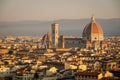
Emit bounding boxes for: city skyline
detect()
[0,0,120,79]
[0,0,120,22]
[0,18,120,36]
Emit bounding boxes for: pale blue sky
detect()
[0,0,120,21]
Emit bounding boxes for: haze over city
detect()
[0,0,120,36]
[0,0,120,21]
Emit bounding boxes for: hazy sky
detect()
[0,0,120,21]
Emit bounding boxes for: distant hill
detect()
[0,18,120,37]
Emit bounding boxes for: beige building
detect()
[102,61,119,70]
[75,71,113,80]
[59,35,83,48]
[0,48,9,54]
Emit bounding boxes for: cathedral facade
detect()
[42,16,106,50]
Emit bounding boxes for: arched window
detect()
[95,37,97,39]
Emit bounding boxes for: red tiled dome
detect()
[83,16,103,36]
[42,32,52,42]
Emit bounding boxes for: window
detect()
[112,64,116,68]
[87,37,89,39]
[95,37,97,39]
[108,64,111,68]
[73,41,74,44]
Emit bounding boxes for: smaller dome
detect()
[42,34,47,41]
[42,32,52,42]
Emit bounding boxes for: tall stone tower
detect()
[51,23,59,48]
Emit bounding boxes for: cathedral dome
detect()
[42,32,52,42]
[82,16,104,41]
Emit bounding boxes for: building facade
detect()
[42,16,106,49]
[59,35,83,48]
[58,16,105,49]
